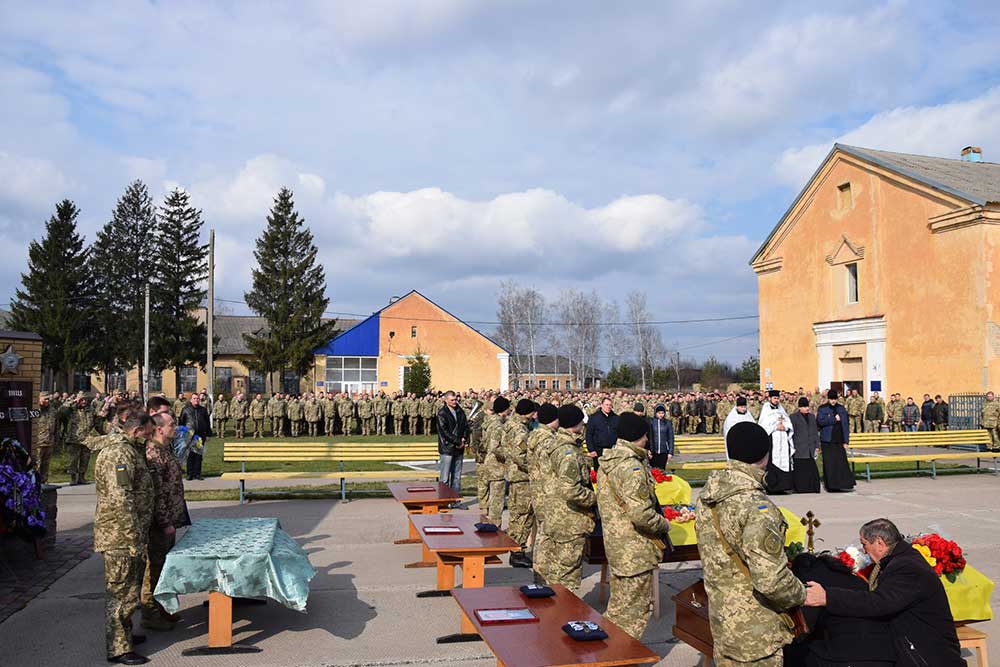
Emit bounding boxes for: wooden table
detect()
[409,512,521,643]
[451,585,660,667]
[389,482,462,568]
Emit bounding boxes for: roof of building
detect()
[511,354,604,377]
[0,309,9,329]
[751,143,1000,264]
[215,315,358,356]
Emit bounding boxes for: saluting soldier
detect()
[66,395,99,485]
[229,392,249,439]
[35,392,63,484]
[694,422,806,666]
[212,393,229,438]
[249,393,267,438]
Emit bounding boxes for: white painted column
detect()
[817,344,834,391]
[498,353,510,392]
[866,340,886,394]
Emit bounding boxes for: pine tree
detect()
[404,351,432,395]
[244,188,337,390]
[9,200,96,391]
[152,188,208,392]
[89,180,159,385]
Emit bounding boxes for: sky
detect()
[2,0,1000,366]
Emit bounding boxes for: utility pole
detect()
[143,282,150,400]
[207,229,215,403]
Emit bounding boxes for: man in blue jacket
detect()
[647,403,674,469]
[816,389,855,491]
[585,397,618,470]
[920,394,935,431]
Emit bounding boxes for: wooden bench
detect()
[220,441,453,503]
[957,625,989,667]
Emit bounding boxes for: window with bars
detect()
[249,369,267,395]
[179,367,198,394]
[325,356,377,392]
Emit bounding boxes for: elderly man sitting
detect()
[804,517,964,666]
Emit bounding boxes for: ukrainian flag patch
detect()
[757,504,769,513]
[116,465,126,471]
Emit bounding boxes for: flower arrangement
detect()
[663,504,695,523]
[0,438,47,538]
[912,533,966,581]
[589,468,597,484]
[650,468,673,484]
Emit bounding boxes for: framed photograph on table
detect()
[423,526,463,535]
[474,607,539,625]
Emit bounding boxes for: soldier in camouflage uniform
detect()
[471,403,493,508]
[981,391,1000,451]
[404,393,419,435]
[35,392,63,484]
[230,392,249,439]
[373,391,389,435]
[250,393,267,438]
[94,409,154,664]
[141,411,190,629]
[268,392,286,436]
[694,421,805,666]
[337,393,356,435]
[391,393,405,435]
[319,391,336,436]
[846,389,864,433]
[525,403,558,581]
[887,393,904,432]
[172,394,187,419]
[668,397,684,436]
[66,395,99,484]
[304,393,322,437]
[212,394,228,438]
[537,405,594,591]
[287,395,304,437]
[357,393,374,436]
[480,397,510,524]
[418,395,435,435]
[595,412,671,639]
[502,398,537,567]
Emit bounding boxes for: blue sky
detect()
[2,1,1000,364]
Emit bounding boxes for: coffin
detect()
[584,532,701,564]
[672,579,713,658]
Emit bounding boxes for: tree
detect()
[494,281,546,385]
[9,200,96,391]
[404,350,432,395]
[625,290,652,391]
[244,188,338,389]
[605,364,637,389]
[90,180,159,385]
[738,356,761,384]
[556,288,604,389]
[152,188,208,393]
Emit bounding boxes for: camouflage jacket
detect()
[501,415,531,483]
[336,398,355,418]
[845,395,864,416]
[36,404,63,446]
[146,439,189,530]
[596,440,670,577]
[65,406,98,445]
[373,396,389,416]
[94,433,154,555]
[303,399,322,422]
[526,423,555,490]
[390,399,405,417]
[542,427,596,540]
[287,398,304,420]
[981,399,1000,428]
[694,461,806,662]
[357,399,373,418]
[172,399,187,417]
[212,399,229,420]
[479,414,507,481]
[229,398,249,419]
[250,399,267,419]
[887,399,904,421]
[418,399,435,418]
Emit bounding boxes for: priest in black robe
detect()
[816,390,855,492]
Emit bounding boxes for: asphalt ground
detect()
[1,473,997,666]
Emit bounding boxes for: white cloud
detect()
[0,151,73,215]
[775,87,1000,188]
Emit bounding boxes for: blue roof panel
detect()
[314,313,380,356]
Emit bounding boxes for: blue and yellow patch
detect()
[757,504,769,513]
[115,464,126,471]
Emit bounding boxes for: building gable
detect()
[825,236,865,266]
[314,313,380,356]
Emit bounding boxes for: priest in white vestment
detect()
[757,390,795,493]
[723,396,757,458]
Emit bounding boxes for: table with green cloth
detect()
[154,517,316,653]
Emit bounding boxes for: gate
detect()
[948,393,985,431]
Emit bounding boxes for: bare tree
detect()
[604,299,627,372]
[495,280,524,381]
[557,288,604,389]
[626,290,652,391]
[495,281,547,388]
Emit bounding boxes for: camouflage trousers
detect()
[605,569,653,640]
[476,474,489,513]
[325,417,336,436]
[36,444,52,484]
[253,418,265,438]
[271,417,283,436]
[215,419,228,437]
[375,416,387,435]
[482,478,506,525]
[988,426,1000,449]
[361,417,374,436]
[669,417,682,434]
[342,417,355,435]
[66,442,90,483]
[408,417,418,435]
[393,417,403,434]
[234,418,247,438]
[141,529,175,622]
[307,421,320,437]
[849,415,862,433]
[538,534,586,591]
[864,419,881,433]
[289,419,301,437]
[714,653,782,666]
[890,420,902,432]
[104,551,145,658]
[506,481,534,546]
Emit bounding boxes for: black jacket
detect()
[436,404,468,457]
[825,541,964,667]
[647,417,674,455]
[920,400,935,423]
[785,553,895,667]
[585,410,618,458]
[180,403,212,439]
[933,401,949,426]
[789,411,819,459]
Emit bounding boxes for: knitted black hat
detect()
[798,396,809,408]
[828,389,839,400]
[537,403,558,424]
[558,404,585,428]
[617,412,647,442]
[736,396,747,406]
[493,396,511,413]
[515,398,537,416]
[654,403,666,413]
[633,402,645,412]
[726,422,771,464]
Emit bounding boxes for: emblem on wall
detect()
[0,344,24,375]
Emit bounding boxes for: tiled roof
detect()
[214,315,358,356]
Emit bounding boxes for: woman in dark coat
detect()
[785,552,895,667]
[790,397,821,493]
[815,390,855,491]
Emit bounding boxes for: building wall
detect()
[756,151,998,399]
[376,293,507,392]
[90,357,303,398]
[1,334,42,457]
[511,373,575,390]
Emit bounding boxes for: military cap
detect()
[557,404,585,428]
[726,422,771,464]
[493,396,511,413]
[617,412,647,442]
[515,398,537,416]
[537,403,558,425]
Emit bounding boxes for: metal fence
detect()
[948,393,985,431]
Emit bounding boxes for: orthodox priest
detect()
[722,396,756,448]
[758,390,795,493]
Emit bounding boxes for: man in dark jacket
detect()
[179,393,212,480]
[584,397,618,469]
[920,394,935,431]
[647,404,674,469]
[436,391,469,492]
[804,518,964,667]
[933,395,949,431]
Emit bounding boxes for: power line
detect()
[675,329,760,351]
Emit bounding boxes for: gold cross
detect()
[800,511,822,553]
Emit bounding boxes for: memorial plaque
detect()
[0,380,35,452]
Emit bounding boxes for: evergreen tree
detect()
[404,351,432,395]
[244,188,337,389]
[89,180,159,384]
[152,188,208,392]
[606,364,637,388]
[9,200,96,391]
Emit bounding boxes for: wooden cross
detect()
[800,511,821,553]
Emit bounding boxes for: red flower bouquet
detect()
[837,550,856,570]
[912,533,967,581]
[663,504,695,523]
[650,468,672,484]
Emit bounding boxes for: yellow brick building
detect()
[0,330,43,457]
[752,144,1000,399]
